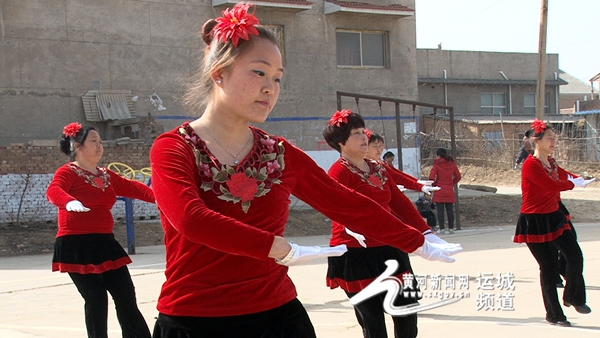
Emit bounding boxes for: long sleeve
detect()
[109,171,155,203]
[521,156,574,214]
[288,147,425,253]
[453,165,462,184]
[150,133,274,260]
[47,166,77,208]
[384,162,423,192]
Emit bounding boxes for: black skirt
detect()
[52,233,131,274]
[513,209,572,244]
[326,245,419,305]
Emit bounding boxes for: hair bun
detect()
[201,19,217,45]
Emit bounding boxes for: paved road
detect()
[1,221,599,337]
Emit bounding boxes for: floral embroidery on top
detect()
[178,123,285,213]
[69,163,110,191]
[339,157,387,189]
[541,157,559,181]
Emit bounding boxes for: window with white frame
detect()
[481,93,506,114]
[524,93,549,115]
[336,30,387,67]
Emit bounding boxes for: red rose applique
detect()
[227,172,259,202]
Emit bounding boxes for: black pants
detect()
[526,230,586,323]
[345,290,417,338]
[437,203,455,230]
[419,210,436,228]
[152,298,316,338]
[69,266,151,338]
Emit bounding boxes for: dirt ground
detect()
[1,165,599,257]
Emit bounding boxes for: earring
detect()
[216,79,222,84]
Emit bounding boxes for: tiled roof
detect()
[324,0,414,15]
[418,78,567,86]
[213,0,312,9]
[559,70,596,93]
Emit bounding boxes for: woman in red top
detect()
[323,112,461,338]
[365,131,439,232]
[47,122,155,338]
[149,4,457,337]
[429,148,462,234]
[513,119,591,327]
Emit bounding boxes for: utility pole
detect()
[535,0,548,119]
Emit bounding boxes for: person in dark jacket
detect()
[415,193,436,231]
[429,148,461,234]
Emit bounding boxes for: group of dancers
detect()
[46,2,592,337]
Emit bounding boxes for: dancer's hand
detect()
[345,227,367,248]
[276,243,348,266]
[413,241,456,263]
[66,200,90,212]
[568,175,585,188]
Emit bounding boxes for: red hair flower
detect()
[330,109,352,127]
[63,122,82,138]
[532,119,547,134]
[365,129,373,140]
[214,2,260,47]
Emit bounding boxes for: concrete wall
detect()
[0,0,419,150]
[417,49,561,116]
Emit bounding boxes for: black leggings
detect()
[345,291,417,338]
[69,266,151,338]
[526,230,586,323]
[437,203,455,230]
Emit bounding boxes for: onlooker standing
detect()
[514,129,534,170]
[415,193,437,231]
[429,148,461,234]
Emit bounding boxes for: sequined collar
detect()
[177,123,286,213]
[68,163,110,191]
[339,157,387,189]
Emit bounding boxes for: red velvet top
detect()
[328,158,429,249]
[521,155,575,214]
[149,124,425,317]
[47,163,155,237]
[382,162,423,192]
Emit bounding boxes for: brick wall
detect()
[0,145,157,224]
[0,144,152,175]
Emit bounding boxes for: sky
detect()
[415,0,600,84]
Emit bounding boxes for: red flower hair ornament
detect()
[330,109,352,127]
[63,122,82,138]
[532,119,548,135]
[214,2,260,47]
[365,129,373,140]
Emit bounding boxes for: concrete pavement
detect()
[1,223,600,337]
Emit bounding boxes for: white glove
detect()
[582,177,596,187]
[276,243,348,266]
[397,185,407,192]
[567,175,585,188]
[413,241,456,263]
[417,180,434,186]
[66,200,90,212]
[425,233,463,255]
[345,227,367,248]
[421,186,441,195]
